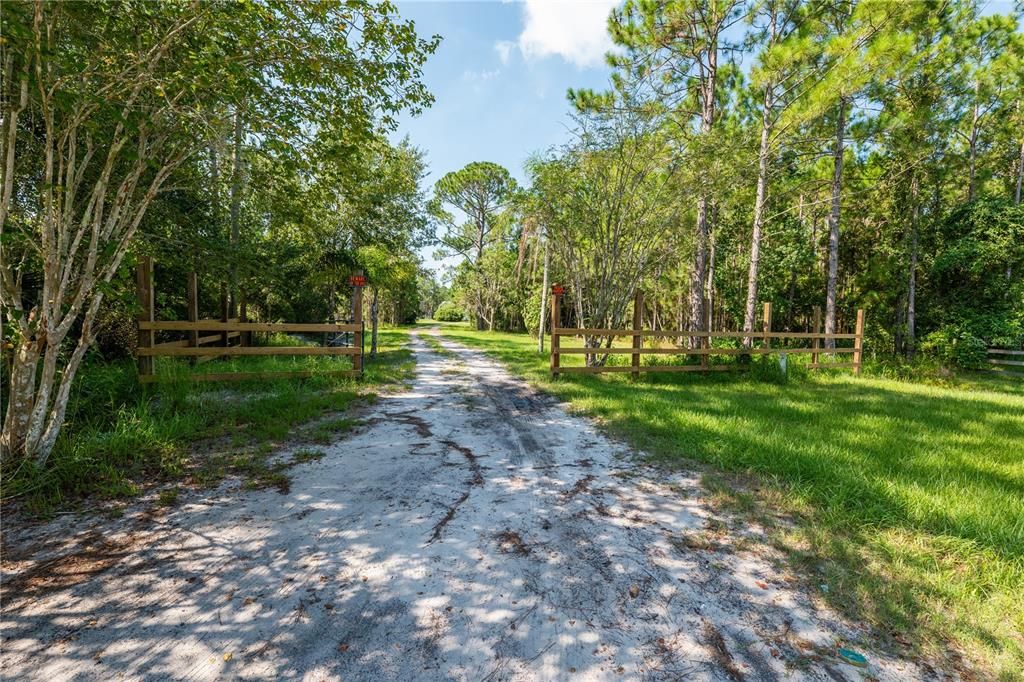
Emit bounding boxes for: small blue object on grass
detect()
[837,648,868,667]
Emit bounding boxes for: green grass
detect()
[2,328,413,513]
[430,321,1024,678]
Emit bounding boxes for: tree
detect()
[594,0,745,342]
[1,0,438,463]
[529,110,678,363]
[430,162,518,330]
[740,0,803,347]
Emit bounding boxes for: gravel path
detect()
[0,330,929,680]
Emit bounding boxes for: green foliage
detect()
[431,162,519,329]
[433,301,465,322]
[1,329,414,513]
[925,199,1024,343]
[921,327,989,369]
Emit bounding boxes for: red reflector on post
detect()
[551,284,565,296]
[350,275,367,287]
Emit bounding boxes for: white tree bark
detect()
[538,231,549,353]
[1,5,197,464]
[742,80,775,349]
[824,98,846,350]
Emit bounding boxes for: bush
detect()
[521,298,541,338]
[433,301,464,322]
[921,327,989,369]
[94,301,137,359]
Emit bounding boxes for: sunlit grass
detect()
[430,321,1024,677]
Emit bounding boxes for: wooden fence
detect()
[987,348,1024,374]
[135,256,364,383]
[549,288,864,378]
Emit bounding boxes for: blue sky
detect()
[390,0,620,272]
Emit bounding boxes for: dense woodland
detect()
[437,0,1024,369]
[1,1,438,463]
[2,0,1023,466]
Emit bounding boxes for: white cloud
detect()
[511,0,618,68]
[462,68,502,82]
[494,40,515,66]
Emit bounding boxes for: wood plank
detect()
[550,293,561,375]
[140,321,362,333]
[853,308,865,375]
[352,273,364,375]
[812,306,821,365]
[989,358,1024,367]
[136,256,154,377]
[554,328,857,340]
[555,364,739,374]
[157,333,240,348]
[632,289,643,379]
[139,369,361,383]
[988,349,1024,356]
[140,346,360,357]
[187,271,199,353]
[557,346,855,356]
[767,332,858,339]
[155,339,191,348]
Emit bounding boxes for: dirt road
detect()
[1,330,926,680]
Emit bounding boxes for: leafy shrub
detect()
[521,298,541,338]
[94,302,137,359]
[921,327,989,369]
[433,301,464,322]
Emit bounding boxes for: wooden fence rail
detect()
[549,288,864,378]
[136,256,365,383]
[987,348,1024,373]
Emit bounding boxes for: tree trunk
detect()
[743,80,774,348]
[1016,135,1023,205]
[968,79,979,202]
[688,198,709,346]
[705,213,717,332]
[210,141,221,241]
[906,174,920,360]
[688,36,718,347]
[228,107,244,313]
[538,232,549,353]
[785,267,797,330]
[370,286,379,358]
[824,98,846,350]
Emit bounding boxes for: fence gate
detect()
[548,286,864,377]
[135,256,365,383]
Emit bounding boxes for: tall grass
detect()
[2,328,413,512]
[432,321,1024,678]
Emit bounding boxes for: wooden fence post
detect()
[239,297,249,347]
[632,289,643,379]
[187,271,199,365]
[763,301,772,351]
[854,308,865,375]
[550,287,562,377]
[220,286,230,348]
[812,305,821,366]
[136,256,154,378]
[352,271,364,376]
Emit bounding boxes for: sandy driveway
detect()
[1,330,927,680]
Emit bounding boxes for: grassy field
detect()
[431,321,1024,678]
[2,328,414,514]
